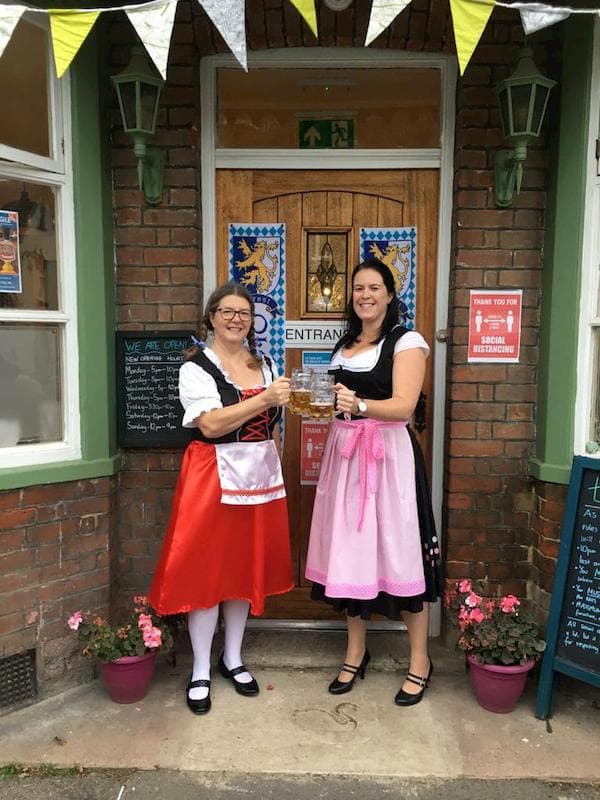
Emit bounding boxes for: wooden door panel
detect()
[216,169,439,619]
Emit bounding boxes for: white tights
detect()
[187,600,252,700]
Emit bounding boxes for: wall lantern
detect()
[112,46,165,205]
[494,46,556,208]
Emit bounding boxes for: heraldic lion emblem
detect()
[235,239,279,294]
[368,242,411,294]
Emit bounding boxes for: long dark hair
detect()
[183,282,263,366]
[336,258,400,350]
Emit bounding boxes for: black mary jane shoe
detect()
[218,653,259,696]
[394,660,433,707]
[328,650,371,695]
[186,678,211,715]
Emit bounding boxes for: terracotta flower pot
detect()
[99,651,157,704]
[467,654,535,713]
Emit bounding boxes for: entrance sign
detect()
[228,223,286,379]
[468,289,522,363]
[285,320,344,348]
[300,419,330,485]
[298,119,354,149]
[536,456,600,719]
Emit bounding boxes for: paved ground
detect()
[1,772,600,800]
[0,632,599,791]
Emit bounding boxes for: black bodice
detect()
[329,326,410,400]
[187,350,281,444]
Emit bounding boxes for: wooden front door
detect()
[216,169,439,619]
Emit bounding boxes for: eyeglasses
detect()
[216,307,253,322]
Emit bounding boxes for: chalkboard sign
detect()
[536,456,600,719]
[116,331,193,448]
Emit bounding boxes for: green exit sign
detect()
[299,119,355,149]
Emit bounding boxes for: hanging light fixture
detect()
[494,46,556,208]
[315,241,338,309]
[112,46,165,205]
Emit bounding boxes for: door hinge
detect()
[596,138,600,161]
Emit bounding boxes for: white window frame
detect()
[0,19,80,468]
[575,17,600,458]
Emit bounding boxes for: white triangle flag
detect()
[126,0,178,80]
[0,5,27,60]
[520,6,570,35]
[197,0,247,70]
[365,0,413,46]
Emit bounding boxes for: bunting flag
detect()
[519,6,570,35]
[197,0,247,70]
[49,9,100,78]
[126,0,177,79]
[365,0,412,46]
[289,0,318,37]
[0,4,26,60]
[450,0,495,76]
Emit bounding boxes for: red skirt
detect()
[148,441,293,616]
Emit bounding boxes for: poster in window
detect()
[0,210,21,294]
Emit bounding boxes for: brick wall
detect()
[444,12,559,599]
[530,481,569,618]
[0,478,115,706]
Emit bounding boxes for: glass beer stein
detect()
[309,373,335,420]
[289,369,312,416]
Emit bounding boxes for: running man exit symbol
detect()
[299,119,355,149]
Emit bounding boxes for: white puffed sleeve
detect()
[394,331,430,358]
[179,361,223,428]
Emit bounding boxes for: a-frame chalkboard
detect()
[536,456,600,719]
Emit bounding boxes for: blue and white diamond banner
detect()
[228,223,286,379]
[360,227,417,329]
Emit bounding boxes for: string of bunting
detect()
[0,0,597,80]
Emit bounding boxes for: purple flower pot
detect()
[467,654,535,713]
[99,651,157,704]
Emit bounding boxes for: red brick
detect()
[144,249,197,267]
[0,507,36,528]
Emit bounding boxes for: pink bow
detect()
[340,419,389,531]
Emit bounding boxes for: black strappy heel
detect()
[328,650,371,695]
[394,660,433,706]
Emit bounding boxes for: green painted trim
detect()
[0,455,121,491]
[528,457,571,485]
[6,29,118,491]
[531,18,594,483]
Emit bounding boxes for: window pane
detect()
[217,68,441,148]
[0,323,62,447]
[0,179,58,310]
[0,20,50,158]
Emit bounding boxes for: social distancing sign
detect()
[468,290,522,363]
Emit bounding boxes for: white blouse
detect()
[330,330,430,372]
[179,347,277,428]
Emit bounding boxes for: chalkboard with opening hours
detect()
[536,456,600,719]
[116,331,193,447]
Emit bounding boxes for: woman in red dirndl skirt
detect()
[148,283,293,714]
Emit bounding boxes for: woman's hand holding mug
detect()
[264,376,291,407]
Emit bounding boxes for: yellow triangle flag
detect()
[289,0,318,37]
[450,0,495,76]
[49,10,100,78]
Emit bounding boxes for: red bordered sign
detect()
[468,290,522,363]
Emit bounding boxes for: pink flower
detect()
[137,613,153,630]
[142,626,162,648]
[485,600,496,614]
[116,626,129,640]
[67,611,83,631]
[465,592,482,608]
[500,595,520,613]
[133,595,148,606]
[469,608,485,623]
[458,579,472,594]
